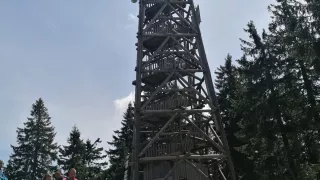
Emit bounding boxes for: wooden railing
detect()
[143,57,186,73]
[145,94,192,110]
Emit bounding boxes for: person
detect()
[53,169,64,180]
[0,160,8,180]
[63,168,77,180]
[43,174,52,180]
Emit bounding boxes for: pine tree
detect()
[212,1,320,179]
[214,55,257,179]
[236,21,301,179]
[6,98,58,180]
[58,126,86,179]
[58,126,108,180]
[104,102,134,180]
[83,138,108,180]
[267,1,320,178]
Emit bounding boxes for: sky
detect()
[0,0,274,164]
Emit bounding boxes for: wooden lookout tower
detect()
[131,0,236,179]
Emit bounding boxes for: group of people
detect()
[0,159,78,180]
[44,168,78,180]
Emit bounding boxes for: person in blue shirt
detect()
[0,160,8,180]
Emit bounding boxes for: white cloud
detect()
[113,91,135,114]
[125,13,138,29]
[128,13,138,22]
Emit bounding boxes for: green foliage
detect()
[6,98,58,180]
[83,138,108,179]
[104,102,134,180]
[215,55,258,179]
[58,126,108,180]
[58,126,86,178]
[217,0,320,179]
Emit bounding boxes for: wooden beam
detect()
[139,154,226,162]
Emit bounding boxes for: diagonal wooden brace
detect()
[181,114,226,154]
[139,112,178,157]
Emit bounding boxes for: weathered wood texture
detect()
[131,0,236,179]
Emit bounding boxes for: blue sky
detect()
[0,0,273,163]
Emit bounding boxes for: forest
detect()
[3,0,320,179]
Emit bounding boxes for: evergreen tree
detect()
[235,21,301,179]
[267,1,320,178]
[6,98,58,180]
[104,102,134,180]
[215,55,257,179]
[269,0,320,159]
[83,138,108,180]
[210,1,320,179]
[58,126,86,179]
[58,126,108,180]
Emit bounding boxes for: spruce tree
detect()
[58,126,86,179]
[215,55,257,179]
[270,0,319,158]
[267,1,320,178]
[236,21,300,179]
[6,98,58,180]
[83,138,108,180]
[215,1,320,178]
[59,126,108,179]
[104,102,134,180]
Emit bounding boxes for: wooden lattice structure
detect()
[131,0,236,179]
